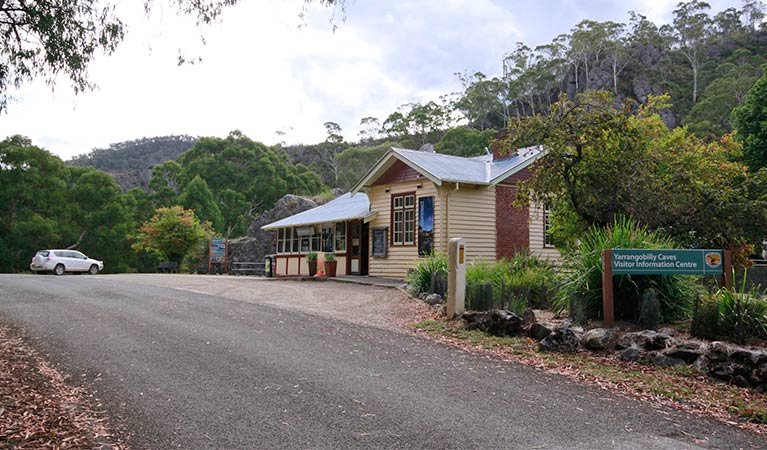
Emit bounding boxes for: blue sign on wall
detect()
[418,196,434,256]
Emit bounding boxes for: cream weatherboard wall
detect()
[443,183,497,261]
[367,180,441,279]
[367,180,497,279]
[529,202,561,262]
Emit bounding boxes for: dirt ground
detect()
[101,274,433,331]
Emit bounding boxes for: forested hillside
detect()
[67,135,198,191]
[68,135,197,171]
[7,0,767,273]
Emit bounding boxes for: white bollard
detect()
[447,237,466,319]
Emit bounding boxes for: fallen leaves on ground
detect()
[0,322,129,449]
[405,315,767,436]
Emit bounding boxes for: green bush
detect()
[465,252,559,313]
[555,217,697,323]
[693,273,767,343]
[407,252,448,295]
[408,252,558,313]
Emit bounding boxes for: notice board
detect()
[372,227,388,258]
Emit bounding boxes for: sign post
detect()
[602,248,729,327]
[602,250,614,327]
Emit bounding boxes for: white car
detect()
[30,250,104,275]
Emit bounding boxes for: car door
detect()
[69,251,88,271]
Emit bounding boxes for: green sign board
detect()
[611,249,723,275]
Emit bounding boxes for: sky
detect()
[0,0,746,160]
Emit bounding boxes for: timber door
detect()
[348,220,363,275]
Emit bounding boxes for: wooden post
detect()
[602,249,614,327]
[723,249,733,290]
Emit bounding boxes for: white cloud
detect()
[0,0,746,160]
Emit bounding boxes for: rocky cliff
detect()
[227,194,319,266]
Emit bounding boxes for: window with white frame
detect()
[544,204,554,247]
[291,227,300,253]
[392,193,415,246]
[277,228,285,254]
[322,224,334,253]
[335,222,346,252]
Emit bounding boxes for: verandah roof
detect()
[261,193,375,230]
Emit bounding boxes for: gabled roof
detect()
[351,145,544,193]
[261,193,375,230]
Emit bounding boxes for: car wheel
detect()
[88,264,99,275]
[53,264,65,276]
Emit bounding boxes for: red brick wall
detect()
[496,168,532,260]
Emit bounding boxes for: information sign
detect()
[611,249,723,275]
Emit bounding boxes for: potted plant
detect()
[306,252,318,276]
[323,253,337,277]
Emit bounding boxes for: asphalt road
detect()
[0,274,763,450]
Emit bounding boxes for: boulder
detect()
[521,308,536,329]
[701,341,767,388]
[528,323,553,341]
[584,328,614,351]
[616,330,673,351]
[619,346,642,362]
[464,310,523,337]
[648,352,686,368]
[228,194,320,270]
[539,326,582,353]
[663,341,706,364]
[424,293,444,306]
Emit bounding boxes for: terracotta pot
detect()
[324,260,337,277]
[308,261,318,277]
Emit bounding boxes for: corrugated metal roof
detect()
[261,193,374,230]
[489,145,545,182]
[386,145,543,186]
[391,148,488,184]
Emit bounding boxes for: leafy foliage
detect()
[132,206,213,264]
[692,275,767,343]
[505,91,767,260]
[406,252,449,295]
[0,136,141,273]
[334,142,393,191]
[151,131,327,236]
[733,63,767,171]
[435,127,494,157]
[555,217,698,323]
[465,253,560,313]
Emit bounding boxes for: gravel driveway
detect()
[101,274,423,331]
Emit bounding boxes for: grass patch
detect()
[410,318,767,427]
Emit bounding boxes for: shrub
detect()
[555,217,697,323]
[324,253,336,262]
[306,252,318,262]
[407,252,448,295]
[408,252,558,313]
[692,273,767,343]
[465,252,559,313]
